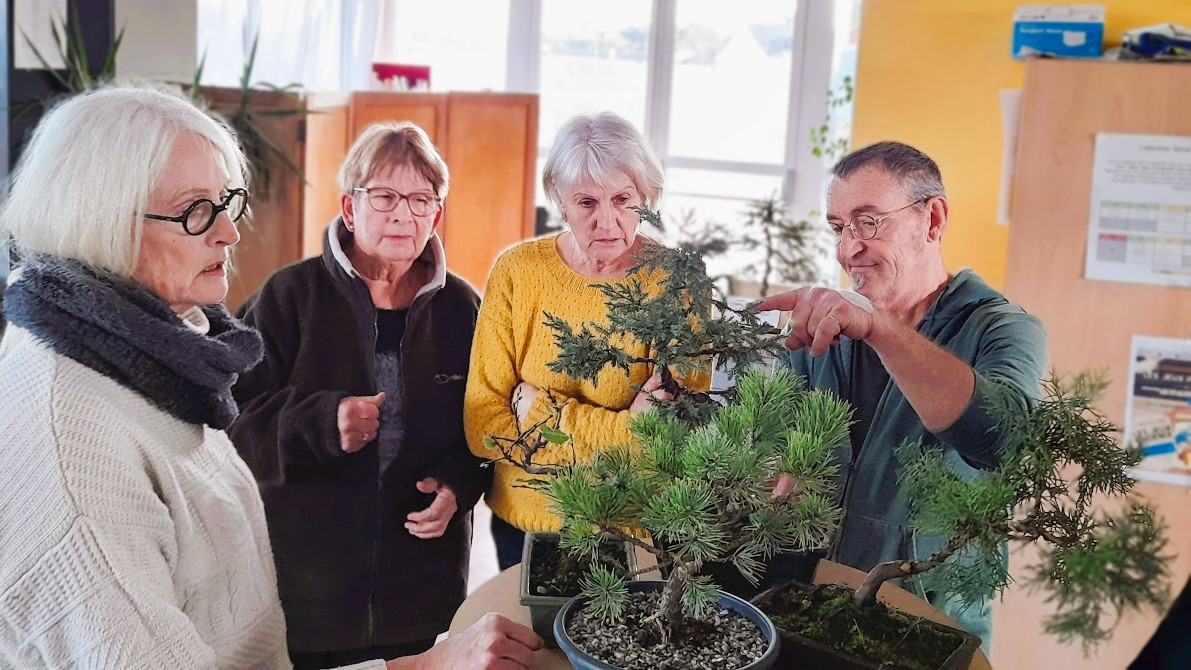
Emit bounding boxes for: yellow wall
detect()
[852,0,1191,289]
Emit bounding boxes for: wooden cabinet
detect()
[304,91,539,292]
[441,93,538,293]
[224,90,538,309]
[350,92,448,142]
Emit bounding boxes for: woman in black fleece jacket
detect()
[230,122,502,669]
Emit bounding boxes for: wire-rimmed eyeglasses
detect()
[352,187,441,216]
[828,197,929,243]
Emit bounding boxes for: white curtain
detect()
[196,0,381,92]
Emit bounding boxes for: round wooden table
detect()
[451,559,992,669]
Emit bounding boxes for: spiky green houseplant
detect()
[190,34,308,200]
[813,372,1172,656]
[485,225,852,645]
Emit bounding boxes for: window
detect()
[197,0,344,90]
[384,0,510,92]
[198,0,862,283]
[667,1,796,165]
[517,1,860,284]
[196,0,250,87]
[537,1,653,152]
[660,1,860,286]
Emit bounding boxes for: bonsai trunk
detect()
[852,533,969,608]
[659,365,683,398]
[649,557,695,645]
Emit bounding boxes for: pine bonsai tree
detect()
[484,225,852,644]
[488,369,850,644]
[845,372,1171,651]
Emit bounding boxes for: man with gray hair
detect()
[757,141,1048,646]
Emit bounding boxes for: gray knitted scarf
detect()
[4,253,263,429]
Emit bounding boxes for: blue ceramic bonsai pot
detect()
[553,579,781,670]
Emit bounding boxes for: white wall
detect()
[115,0,196,82]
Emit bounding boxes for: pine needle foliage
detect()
[852,371,1171,653]
[527,368,847,643]
[487,227,852,642]
[579,564,630,624]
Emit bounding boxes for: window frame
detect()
[507,0,839,221]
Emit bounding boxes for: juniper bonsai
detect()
[484,231,852,644]
[849,372,1171,651]
[542,208,785,424]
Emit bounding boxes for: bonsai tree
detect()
[543,208,788,425]
[484,228,852,646]
[773,371,1172,657]
[645,197,824,299]
[488,367,849,645]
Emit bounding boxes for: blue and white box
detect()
[1012,4,1106,59]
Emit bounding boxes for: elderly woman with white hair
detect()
[0,87,539,670]
[464,112,710,570]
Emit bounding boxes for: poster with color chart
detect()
[1085,133,1191,287]
[1125,335,1191,487]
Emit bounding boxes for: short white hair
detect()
[0,85,247,276]
[542,112,664,211]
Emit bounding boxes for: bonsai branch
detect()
[596,523,668,560]
[485,429,566,476]
[1006,519,1081,548]
[485,390,576,477]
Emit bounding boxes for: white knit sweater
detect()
[0,328,385,670]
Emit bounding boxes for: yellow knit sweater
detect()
[464,235,710,532]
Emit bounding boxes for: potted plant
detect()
[484,228,853,669]
[190,35,307,201]
[752,372,1173,669]
[729,194,826,299]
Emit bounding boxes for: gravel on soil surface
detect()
[566,590,768,670]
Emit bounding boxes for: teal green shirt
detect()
[780,270,1047,640]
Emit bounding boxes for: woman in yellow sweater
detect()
[464,112,709,569]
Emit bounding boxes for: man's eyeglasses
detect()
[352,187,441,217]
[828,197,929,243]
[145,188,249,236]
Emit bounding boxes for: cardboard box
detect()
[1012,4,1106,59]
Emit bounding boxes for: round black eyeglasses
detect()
[146,188,249,236]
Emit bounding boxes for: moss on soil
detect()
[758,583,966,670]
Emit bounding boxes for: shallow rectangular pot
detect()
[754,581,981,670]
